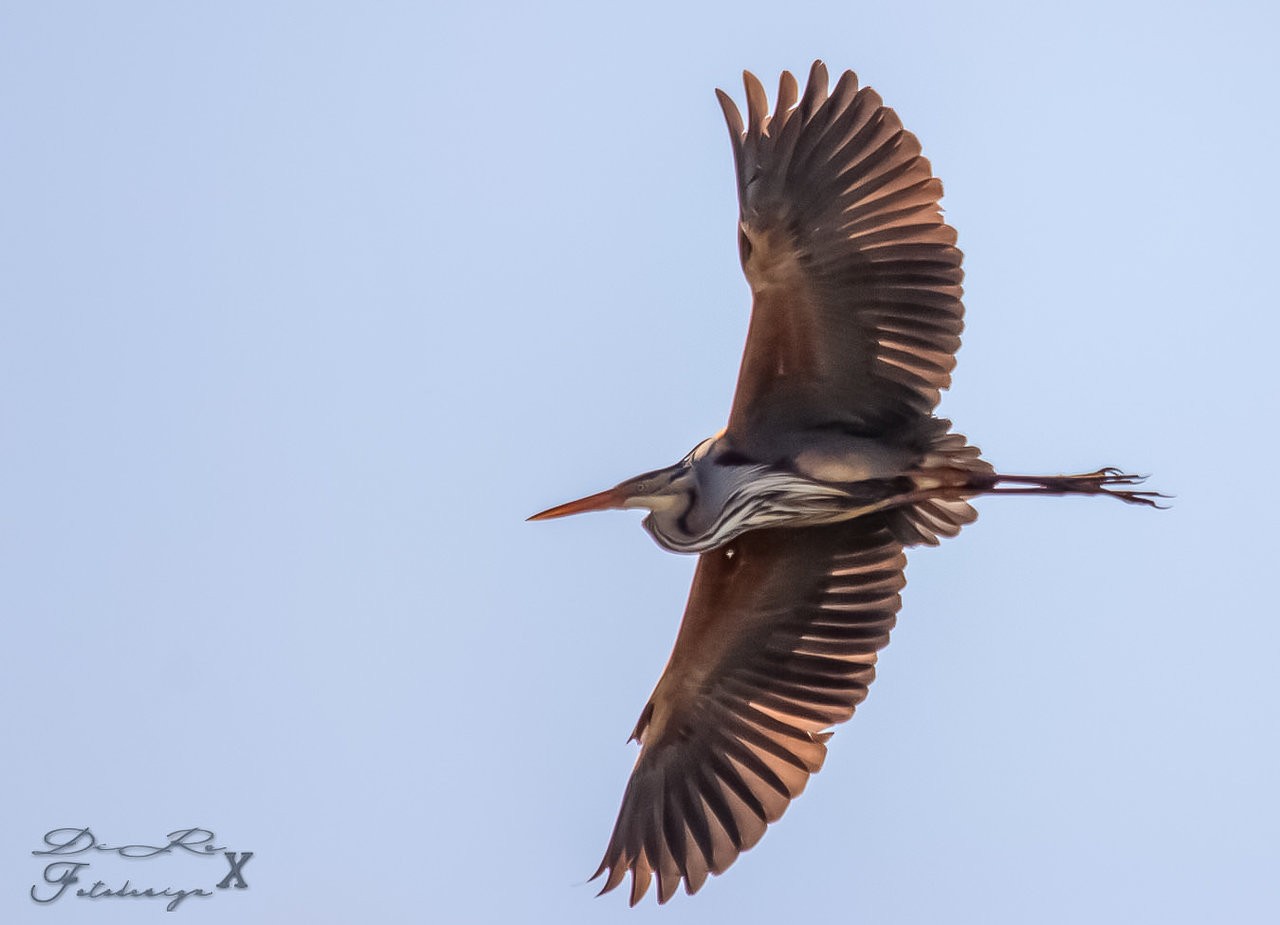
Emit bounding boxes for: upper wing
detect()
[717,62,964,452]
[592,518,906,904]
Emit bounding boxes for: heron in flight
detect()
[531,61,1159,906]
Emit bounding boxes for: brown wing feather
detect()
[717,61,964,450]
[592,518,906,904]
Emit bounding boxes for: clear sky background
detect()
[2,2,1277,923]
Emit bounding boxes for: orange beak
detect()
[528,486,630,521]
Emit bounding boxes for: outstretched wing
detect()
[592,518,906,904]
[717,62,964,452]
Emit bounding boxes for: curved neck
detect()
[643,465,856,553]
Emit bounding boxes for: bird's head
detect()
[528,462,693,523]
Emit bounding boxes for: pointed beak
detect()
[527,486,630,522]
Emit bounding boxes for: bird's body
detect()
[603,419,978,553]
[531,62,1159,906]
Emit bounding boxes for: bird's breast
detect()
[790,438,917,484]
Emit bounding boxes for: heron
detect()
[530,61,1160,906]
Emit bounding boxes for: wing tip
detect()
[742,69,768,138]
[715,86,745,141]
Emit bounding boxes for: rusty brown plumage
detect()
[532,60,1161,907]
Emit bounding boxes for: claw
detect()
[1107,490,1168,508]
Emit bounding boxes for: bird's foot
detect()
[991,468,1170,508]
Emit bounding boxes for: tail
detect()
[888,422,994,546]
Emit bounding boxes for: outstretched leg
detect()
[977,468,1166,507]
[827,467,1167,527]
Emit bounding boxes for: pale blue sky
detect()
[3,2,1277,922]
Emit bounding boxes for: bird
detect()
[530,61,1160,906]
